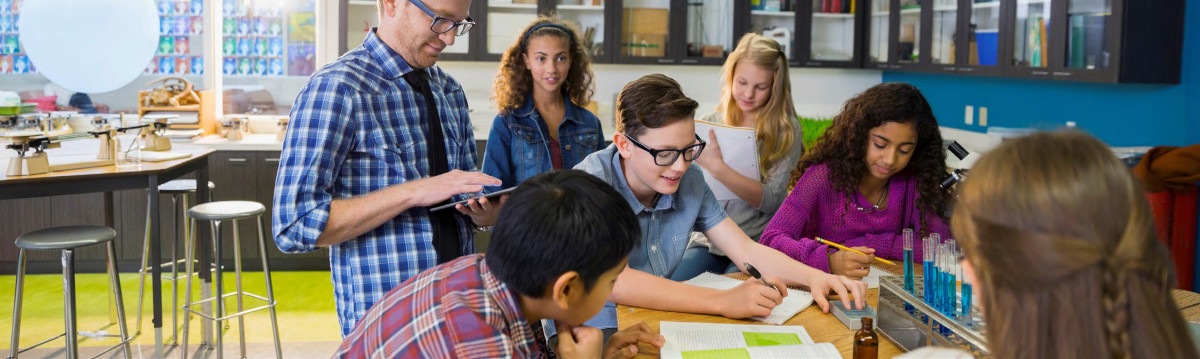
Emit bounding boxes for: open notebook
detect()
[683,272,814,325]
[659,321,839,359]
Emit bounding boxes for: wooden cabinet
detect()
[209,150,328,271]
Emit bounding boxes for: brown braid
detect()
[1101,263,1131,359]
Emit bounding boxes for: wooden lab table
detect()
[618,265,1200,358]
[0,145,214,359]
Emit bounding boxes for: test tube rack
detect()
[877,274,990,357]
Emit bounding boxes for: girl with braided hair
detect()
[758,82,952,279]
[949,130,1197,358]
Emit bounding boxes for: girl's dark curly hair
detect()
[788,82,949,235]
[492,15,595,114]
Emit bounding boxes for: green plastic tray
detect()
[0,103,35,115]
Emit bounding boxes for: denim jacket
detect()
[481,95,603,190]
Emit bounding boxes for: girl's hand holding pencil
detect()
[813,237,895,279]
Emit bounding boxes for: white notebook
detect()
[683,272,814,325]
[694,120,759,201]
[659,321,840,359]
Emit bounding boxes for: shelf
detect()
[348,0,374,5]
[813,12,854,19]
[557,4,604,11]
[873,11,889,16]
[933,5,957,12]
[489,3,537,10]
[972,2,1000,9]
[900,8,921,15]
[752,10,796,17]
[139,104,200,113]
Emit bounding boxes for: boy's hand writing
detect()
[715,275,785,318]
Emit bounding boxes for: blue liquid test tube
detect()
[923,236,933,304]
[960,256,972,321]
[903,228,914,293]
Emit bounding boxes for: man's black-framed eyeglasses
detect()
[407,0,475,36]
[623,133,706,166]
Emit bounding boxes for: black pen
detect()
[744,262,778,291]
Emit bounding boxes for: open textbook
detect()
[694,120,759,201]
[684,272,814,325]
[660,321,840,359]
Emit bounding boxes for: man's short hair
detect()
[486,170,640,297]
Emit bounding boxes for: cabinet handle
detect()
[264,158,280,162]
[1031,71,1049,76]
[228,158,248,162]
[942,67,957,71]
[959,67,975,72]
[656,58,676,64]
[1052,71,1072,76]
[806,61,823,66]
[681,59,698,64]
[889,65,902,69]
[877,64,889,69]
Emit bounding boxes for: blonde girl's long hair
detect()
[492,15,595,115]
[952,130,1198,359]
[717,33,797,181]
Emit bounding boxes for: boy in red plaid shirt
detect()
[335,170,664,358]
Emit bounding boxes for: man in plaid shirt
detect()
[334,171,665,358]
[273,0,505,335]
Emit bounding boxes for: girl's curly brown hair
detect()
[788,82,949,235]
[492,15,595,114]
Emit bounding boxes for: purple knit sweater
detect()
[759,162,951,273]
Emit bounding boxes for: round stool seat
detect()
[15,225,117,250]
[187,201,265,221]
[159,179,217,194]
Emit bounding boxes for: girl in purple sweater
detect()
[759,83,952,279]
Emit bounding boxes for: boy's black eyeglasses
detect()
[623,133,706,166]
[408,0,475,36]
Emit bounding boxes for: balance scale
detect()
[3,131,117,176]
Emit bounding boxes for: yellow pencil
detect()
[813,237,897,266]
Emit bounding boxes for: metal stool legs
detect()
[135,191,197,344]
[9,241,132,359]
[181,212,281,359]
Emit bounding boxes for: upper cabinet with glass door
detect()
[926,0,1001,75]
[481,0,539,61]
[866,0,926,69]
[612,0,673,64]
[749,1,799,65]
[797,0,863,67]
[550,0,609,63]
[1005,0,1183,83]
[678,0,737,66]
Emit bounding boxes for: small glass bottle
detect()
[854,317,879,359]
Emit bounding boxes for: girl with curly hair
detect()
[481,16,602,189]
[937,130,1196,358]
[758,82,952,279]
[676,33,803,278]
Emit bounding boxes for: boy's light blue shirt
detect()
[566,144,728,330]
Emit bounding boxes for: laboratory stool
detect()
[9,225,132,359]
[180,201,281,359]
[134,179,216,344]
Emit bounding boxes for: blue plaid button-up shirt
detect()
[273,29,478,336]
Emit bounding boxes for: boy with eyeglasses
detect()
[275,0,504,336]
[563,74,868,338]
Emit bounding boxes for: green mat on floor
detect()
[0,271,341,349]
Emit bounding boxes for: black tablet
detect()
[430,187,516,212]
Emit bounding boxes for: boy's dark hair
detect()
[486,170,640,298]
[615,73,699,139]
